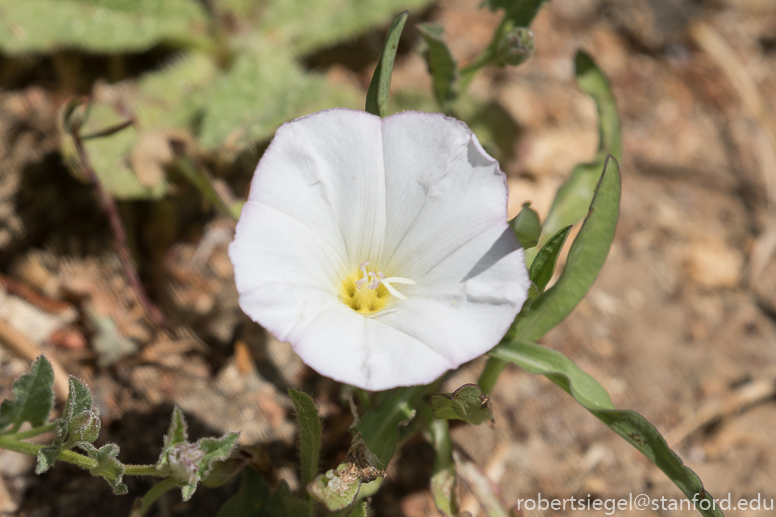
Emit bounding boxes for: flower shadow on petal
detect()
[462,227,521,282]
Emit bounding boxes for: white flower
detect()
[229,109,529,391]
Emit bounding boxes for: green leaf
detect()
[510,202,541,249]
[354,386,425,469]
[78,442,128,495]
[512,157,620,342]
[528,225,572,291]
[288,389,322,488]
[0,356,54,433]
[366,11,409,117]
[482,0,548,27]
[489,341,723,517]
[157,406,241,501]
[417,23,459,113]
[430,384,493,426]
[36,377,98,473]
[538,51,622,244]
[218,468,270,517]
[257,1,433,56]
[197,43,360,151]
[219,470,310,517]
[0,0,209,54]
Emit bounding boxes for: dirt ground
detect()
[1,0,775,516]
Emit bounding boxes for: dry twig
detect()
[0,316,69,401]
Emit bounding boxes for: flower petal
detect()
[231,109,529,391]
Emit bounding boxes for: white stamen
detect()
[353,262,415,299]
[379,277,416,300]
[355,261,370,289]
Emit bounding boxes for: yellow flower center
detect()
[340,261,415,315]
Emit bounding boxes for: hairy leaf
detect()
[366,11,409,117]
[489,341,723,517]
[197,43,360,151]
[78,442,128,495]
[288,389,322,488]
[257,0,432,56]
[0,356,54,433]
[431,384,493,426]
[157,406,240,501]
[36,377,98,473]
[0,0,208,54]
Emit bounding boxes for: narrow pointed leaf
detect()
[0,356,54,432]
[431,384,493,426]
[288,389,322,488]
[489,340,723,517]
[529,225,572,291]
[513,156,620,341]
[539,51,622,243]
[365,11,408,117]
[417,22,459,113]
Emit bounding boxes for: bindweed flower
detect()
[229,109,529,391]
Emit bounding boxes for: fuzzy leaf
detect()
[510,202,541,249]
[431,384,493,426]
[288,389,321,488]
[78,442,128,495]
[489,341,723,517]
[0,0,209,54]
[197,43,360,151]
[0,356,54,432]
[36,377,98,473]
[257,0,433,56]
[528,225,572,291]
[157,406,240,501]
[417,22,458,113]
[366,11,409,117]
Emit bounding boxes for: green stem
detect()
[457,18,509,94]
[0,435,98,470]
[6,423,57,440]
[478,357,507,396]
[134,477,178,517]
[0,433,164,477]
[125,464,164,476]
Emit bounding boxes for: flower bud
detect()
[496,27,535,67]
